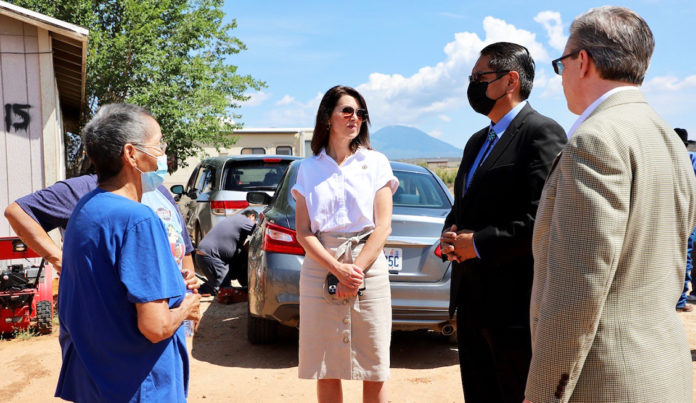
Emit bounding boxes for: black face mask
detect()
[467,75,506,116]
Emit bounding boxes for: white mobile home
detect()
[0,1,88,237]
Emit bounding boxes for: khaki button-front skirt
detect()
[298,232,391,381]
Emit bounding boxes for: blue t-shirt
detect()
[55,189,189,402]
[13,174,194,255]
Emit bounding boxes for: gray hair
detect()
[82,103,153,182]
[569,6,654,85]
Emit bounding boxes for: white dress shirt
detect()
[291,147,399,234]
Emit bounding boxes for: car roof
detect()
[201,154,301,168]
[389,160,432,173]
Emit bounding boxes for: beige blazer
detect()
[526,89,696,403]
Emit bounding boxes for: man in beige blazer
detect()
[525,6,696,403]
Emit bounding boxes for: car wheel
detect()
[247,303,278,344]
[36,300,53,334]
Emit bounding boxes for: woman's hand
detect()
[183,292,202,330]
[336,282,359,299]
[334,263,364,289]
[181,268,201,293]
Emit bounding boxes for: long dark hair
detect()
[311,85,371,155]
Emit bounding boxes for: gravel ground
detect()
[1,297,695,402]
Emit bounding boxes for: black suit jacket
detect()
[444,103,566,327]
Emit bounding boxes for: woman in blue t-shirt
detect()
[55,103,201,403]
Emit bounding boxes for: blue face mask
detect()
[135,148,168,193]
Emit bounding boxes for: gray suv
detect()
[170,155,300,245]
[246,159,455,344]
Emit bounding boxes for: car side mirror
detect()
[247,191,271,205]
[170,185,184,195]
[187,188,198,200]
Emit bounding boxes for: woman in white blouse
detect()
[291,85,398,403]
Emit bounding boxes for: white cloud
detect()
[534,69,564,98]
[264,13,576,138]
[429,129,443,138]
[642,75,696,92]
[276,95,296,106]
[534,11,568,52]
[237,90,270,107]
[265,92,323,127]
[356,16,551,129]
[641,75,696,127]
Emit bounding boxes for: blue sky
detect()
[224,1,696,149]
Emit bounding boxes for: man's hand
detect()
[523,399,534,403]
[440,225,477,262]
[440,224,458,261]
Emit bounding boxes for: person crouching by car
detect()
[195,210,257,294]
[292,85,398,403]
[55,103,201,402]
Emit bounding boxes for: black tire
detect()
[247,304,278,344]
[36,300,53,334]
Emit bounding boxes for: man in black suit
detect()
[440,42,566,403]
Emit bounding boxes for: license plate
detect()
[384,248,403,271]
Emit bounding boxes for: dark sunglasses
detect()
[551,50,581,75]
[468,70,510,83]
[340,106,368,120]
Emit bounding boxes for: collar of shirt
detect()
[316,147,366,167]
[490,100,527,136]
[567,86,640,137]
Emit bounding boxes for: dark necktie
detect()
[477,127,497,168]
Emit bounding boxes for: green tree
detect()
[11,0,264,175]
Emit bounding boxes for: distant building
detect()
[425,159,449,169]
[166,127,313,187]
[0,1,88,237]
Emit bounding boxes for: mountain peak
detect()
[370,125,462,160]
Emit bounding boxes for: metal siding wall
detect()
[0,16,44,237]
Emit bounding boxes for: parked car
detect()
[170,155,300,245]
[245,159,455,344]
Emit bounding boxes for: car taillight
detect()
[210,200,250,215]
[262,222,305,255]
[434,244,442,258]
[263,158,281,163]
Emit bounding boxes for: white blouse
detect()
[291,147,399,234]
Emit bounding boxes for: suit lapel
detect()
[458,128,488,198]
[468,103,534,190]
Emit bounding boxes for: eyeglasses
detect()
[468,70,510,83]
[133,142,167,154]
[551,50,580,75]
[339,106,368,120]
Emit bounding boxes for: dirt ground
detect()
[2,298,696,403]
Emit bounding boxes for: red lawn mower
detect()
[0,237,54,335]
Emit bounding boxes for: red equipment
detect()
[0,237,54,334]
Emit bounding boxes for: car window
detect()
[222,159,293,191]
[185,166,200,192]
[392,170,450,208]
[275,146,292,155]
[198,166,216,194]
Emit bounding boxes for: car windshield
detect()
[223,160,292,191]
[392,170,450,209]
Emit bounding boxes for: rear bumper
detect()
[249,252,452,331]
